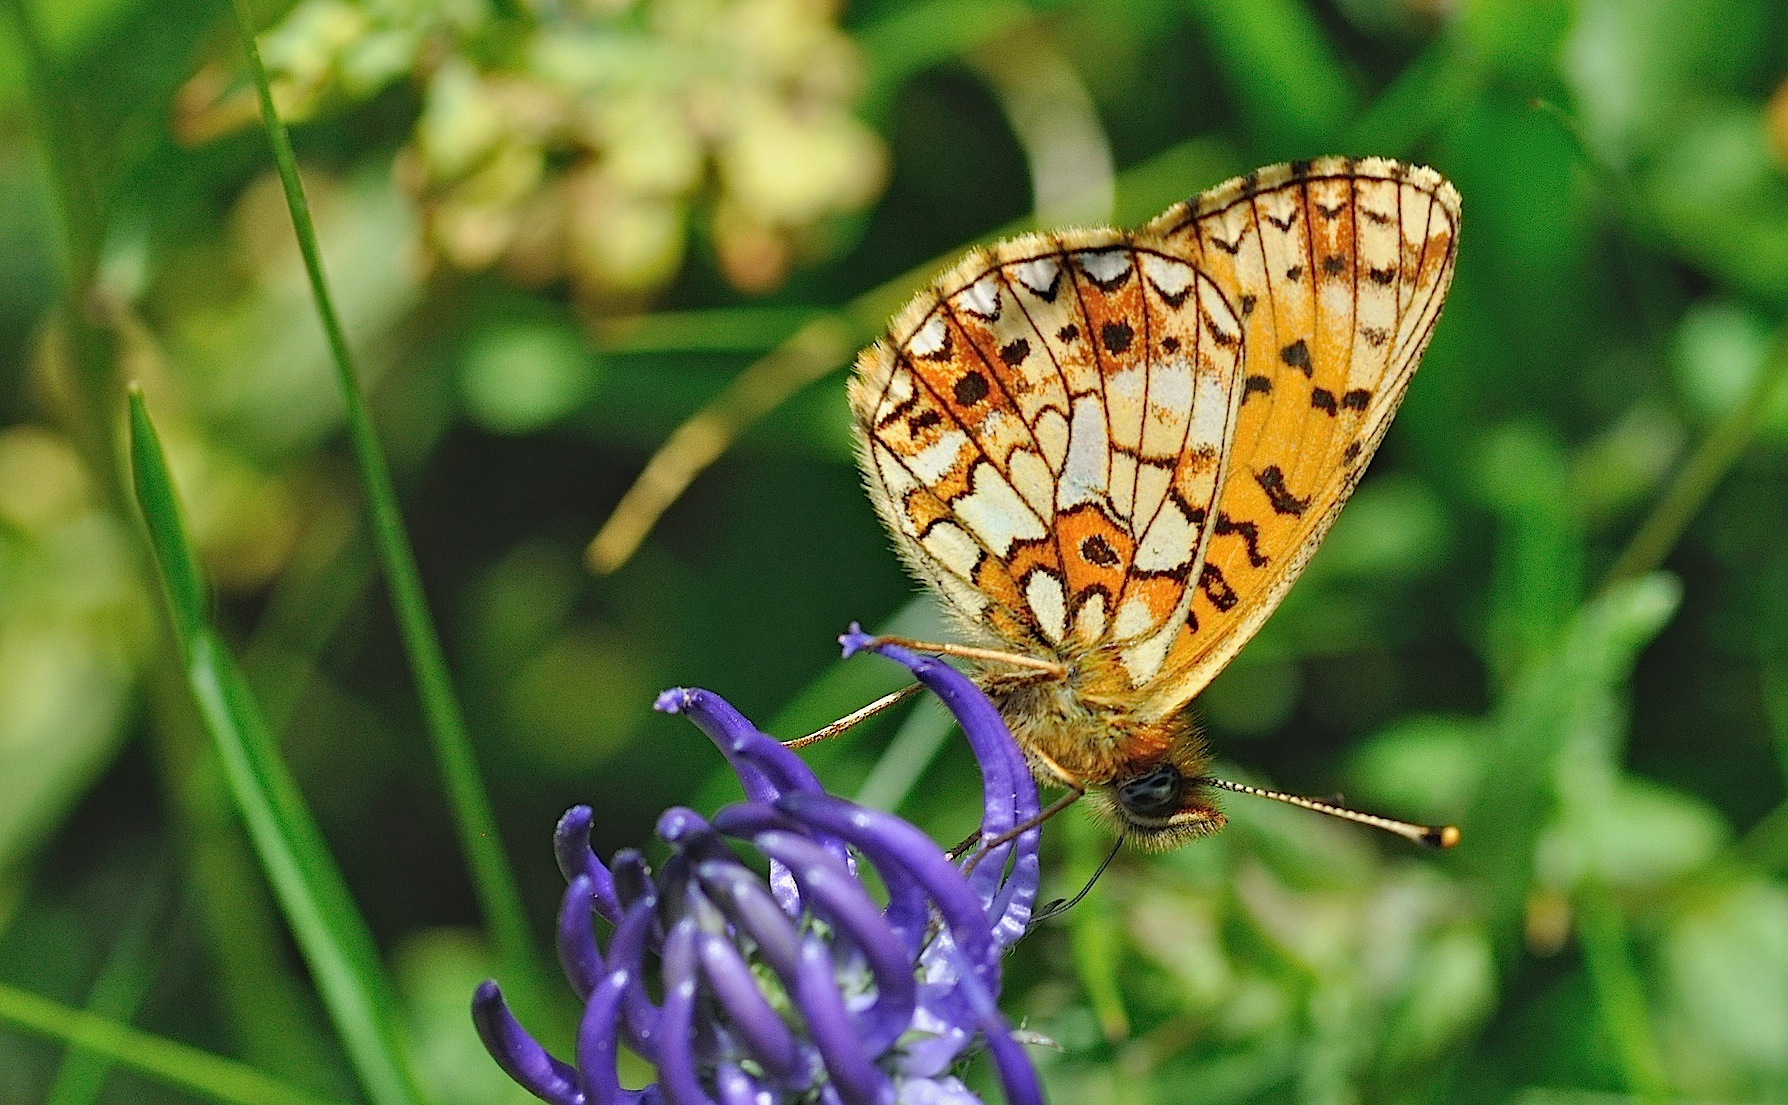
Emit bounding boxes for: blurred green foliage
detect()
[2,0,1788,1103]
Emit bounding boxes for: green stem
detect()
[1575,890,1671,1105]
[1601,335,1788,591]
[0,982,353,1105]
[228,0,546,1008]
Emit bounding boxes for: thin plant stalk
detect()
[227,0,546,1011]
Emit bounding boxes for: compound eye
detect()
[1117,766,1182,819]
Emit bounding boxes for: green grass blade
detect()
[0,982,353,1105]
[1186,0,1360,150]
[1576,890,1672,1104]
[128,389,425,1105]
[227,0,546,1011]
[42,877,169,1105]
[1603,333,1788,590]
[127,386,206,644]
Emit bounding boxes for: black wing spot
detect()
[954,371,990,406]
[1342,440,1362,464]
[1081,534,1121,568]
[1255,465,1310,516]
[1363,208,1394,225]
[1210,233,1243,255]
[1289,159,1314,178]
[1285,264,1304,282]
[1311,387,1338,415]
[1058,324,1080,343]
[1341,388,1371,410]
[1280,339,1313,376]
[1200,563,1239,611]
[1316,201,1345,220]
[1101,321,1134,355]
[1161,335,1181,353]
[1242,375,1273,404]
[999,338,1030,367]
[911,409,942,430]
[1367,266,1397,285]
[1239,294,1257,316]
[1321,254,1347,277]
[1361,326,1390,347]
[1214,511,1268,568]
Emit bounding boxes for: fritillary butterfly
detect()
[850,157,1460,848]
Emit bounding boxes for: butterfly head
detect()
[1094,761,1227,851]
[1080,716,1227,851]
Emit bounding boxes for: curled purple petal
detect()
[654,920,719,1105]
[574,969,645,1105]
[776,793,998,989]
[608,896,662,1058]
[713,1064,766,1105]
[656,687,825,804]
[946,951,1046,1105]
[473,980,584,1105]
[750,830,916,1056]
[696,930,803,1081]
[485,652,1048,1105]
[793,936,895,1105]
[612,850,656,912]
[690,856,803,981]
[843,629,1042,947]
[556,807,622,924]
[558,876,607,1000]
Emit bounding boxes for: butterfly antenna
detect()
[1203,776,1460,849]
[1031,833,1124,927]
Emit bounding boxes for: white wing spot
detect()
[908,430,970,484]
[1189,371,1231,456]
[919,521,981,581]
[1134,498,1197,573]
[1139,253,1196,303]
[956,274,1002,320]
[1013,258,1061,297]
[1024,569,1067,643]
[1072,590,1108,643]
[1008,448,1055,518]
[1058,397,1110,509]
[909,315,948,358]
[1077,249,1132,285]
[954,462,1047,556]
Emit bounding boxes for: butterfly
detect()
[849,157,1460,849]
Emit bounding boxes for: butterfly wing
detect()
[1136,156,1461,716]
[851,231,1247,683]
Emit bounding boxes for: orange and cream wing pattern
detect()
[850,230,1248,686]
[1138,157,1460,716]
[852,156,1458,718]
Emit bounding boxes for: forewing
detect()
[1138,156,1460,714]
[851,232,1245,681]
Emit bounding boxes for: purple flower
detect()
[473,626,1046,1105]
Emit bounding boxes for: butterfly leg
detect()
[860,634,1068,678]
[784,683,923,749]
[960,748,1087,877]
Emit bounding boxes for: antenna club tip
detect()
[1422,825,1462,849]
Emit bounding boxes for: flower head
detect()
[474,627,1045,1105]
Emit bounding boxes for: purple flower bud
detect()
[474,631,1046,1105]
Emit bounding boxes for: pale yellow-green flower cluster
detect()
[184,0,887,304]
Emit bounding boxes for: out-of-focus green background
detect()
[4,0,1788,1102]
